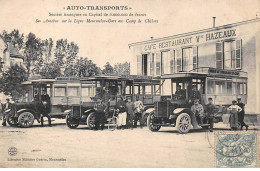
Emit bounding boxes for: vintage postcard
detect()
[0,0,259,168]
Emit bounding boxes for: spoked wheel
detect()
[108,117,118,131]
[18,112,35,128]
[176,113,191,134]
[66,114,79,129]
[87,112,96,130]
[7,116,18,127]
[147,112,161,132]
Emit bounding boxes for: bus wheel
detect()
[66,114,79,129]
[87,112,96,130]
[7,116,18,127]
[176,113,191,134]
[147,112,161,132]
[18,112,35,128]
[142,114,148,126]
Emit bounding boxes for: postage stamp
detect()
[215,131,258,168]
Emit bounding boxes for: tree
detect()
[39,61,62,79]
[1,29,24,50]
[42,38,53,63]
[64,57,101,77]
[114,62,130,76]
[102,62,114,75]
[0,65,28,101]
[23,32,44,75]
[54,39,79,70]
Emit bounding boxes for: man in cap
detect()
[237,97,249,131]
[191,99,204,125]
[204,97,218,132]
[175,85,185,99]
[2,98,12,126]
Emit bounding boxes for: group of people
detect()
[93,95,144,130]
[190,97,249,132]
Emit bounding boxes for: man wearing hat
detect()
[205,97,218,132]
[227,100,242,130]
[237,97,249,131]
[189,85,201,105]
[2,98,12,126]
[191,99,204,125]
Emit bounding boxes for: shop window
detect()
[68,87,79,97]
[149,53,154,76]
[232,83,236,95]
[237,83,243,95]
[54,87,66,97]
[175,49,182,72]
[170,50,175,74]
[161,51,170,75]
[183,47,193,71]
[243,83,247,95]
[137,55,142,75]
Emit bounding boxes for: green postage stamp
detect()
[215,132,258,168]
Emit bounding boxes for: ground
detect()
[0,118,258,168]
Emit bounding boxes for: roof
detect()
[7,43,24,59]
[22,79,55,85]
[129,18,260,47]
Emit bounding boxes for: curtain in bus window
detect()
[137,55,142,75]
[82,87,91,96]
[182,47,193,71]
[156,52,161,75]
[175,49,182,72]
[216,42,223,69]
[145,85,152,94]
[237,83,243,95]
[215,81,225,94]
[235,39,242,69]
[193,46,198,70]
[226,82,232,95]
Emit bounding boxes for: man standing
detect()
[134,96,144,128]
[40,89,52,127]
[2,98,12,126]
[205,97,218,132]
[237,97,249,131]
[191,99,204,125]
[126,96,135,130]
[93,99,107,130]
[227,100,242,130]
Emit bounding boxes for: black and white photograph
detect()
[0,0,259,168]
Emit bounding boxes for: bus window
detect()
[54,87,66,97]
[68,87,79,97]
[154,85,161,95]
[226,82,232,95]
[207,80,214,94]
[125,85,132,94]
[215,81,225,94]
[237,83,243,95]
[82,87,92,97]
[134,85,139,94]
[144,85,152,94]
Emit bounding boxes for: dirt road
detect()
[0,119,256,168]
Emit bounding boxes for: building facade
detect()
[129,18,260,115]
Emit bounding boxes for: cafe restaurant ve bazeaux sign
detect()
[143,29,237,52]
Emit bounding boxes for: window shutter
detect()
[193,46,198,71]
[175,48,182,72]
[235,39,242,69]
[170,50,175,74]
[216,42,223,69]
[137,55,142,75]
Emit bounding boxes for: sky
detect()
[0,0,259,68]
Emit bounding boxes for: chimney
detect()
[212,17,216,28]
[150,36,154,40]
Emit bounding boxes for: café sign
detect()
[143,29,236,52]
